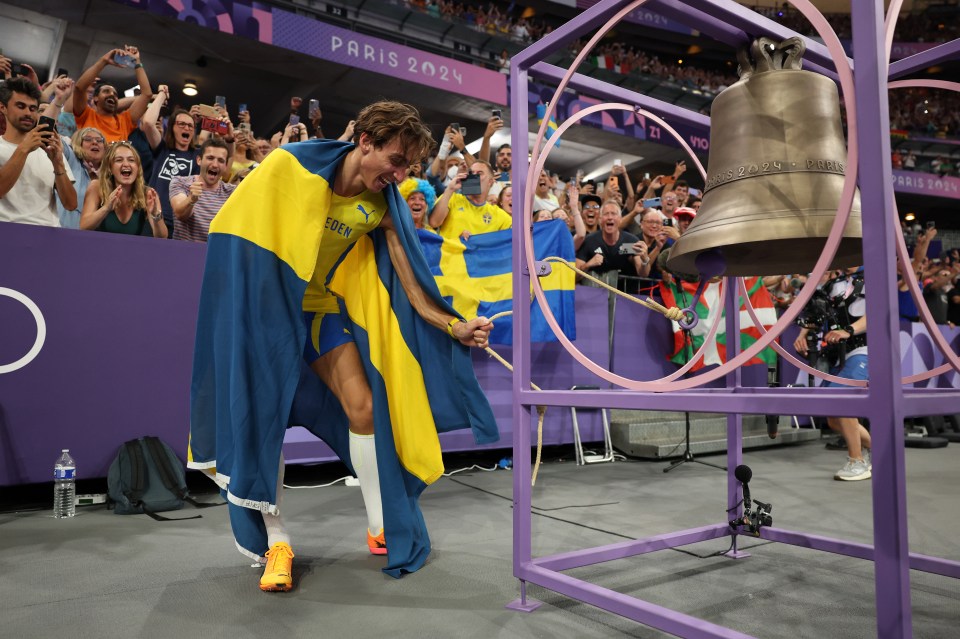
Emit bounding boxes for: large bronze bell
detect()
[667,37,862,277]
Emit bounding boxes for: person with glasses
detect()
[56,127,106,228]
[579,193,602,234]
[141,89,199,236]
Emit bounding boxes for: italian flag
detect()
[595,55,620,73]
[658,277,778,370]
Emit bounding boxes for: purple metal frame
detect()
[507,1,960,637]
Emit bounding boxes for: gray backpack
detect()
[107,436,217,520]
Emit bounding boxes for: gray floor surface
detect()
[3,440,958,639]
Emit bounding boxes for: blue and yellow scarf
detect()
[188,139,498,577]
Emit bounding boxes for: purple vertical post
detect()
[850,1,912,636]
[724,279,746,556]
[509,58,536,604]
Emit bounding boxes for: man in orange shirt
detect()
[72,46,152,143]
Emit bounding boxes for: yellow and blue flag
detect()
[417,219,576,344]
[188,139,498,577]
[536,102,560,147]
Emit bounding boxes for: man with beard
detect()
[169,138,234,241]
[487,142,511,200]
[72,46,152,144]
[0,78,77,226]
[142,86,200,235]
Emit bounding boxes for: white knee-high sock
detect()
[262,454,290,548]
[349,431,383,535]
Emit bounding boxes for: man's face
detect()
[199,146,229,187]
[95,85,119,114]
[257,139,273,156]
[406,191,426,226]
[675,184,689,204]
[535,170,549,196]
[676,215,693,234]
[661,191,678,215]
[496,146,512,172]
[581,199,600,228]
[359,133,413,193]
[0,92,39,134]
[470,162,494,198]
[640,212,664,238]
[600,203,621,234]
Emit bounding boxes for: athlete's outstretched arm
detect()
[381,218,492,348]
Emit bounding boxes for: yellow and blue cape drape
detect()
[188,139,498,577]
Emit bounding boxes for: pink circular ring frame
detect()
[523,0,858,391]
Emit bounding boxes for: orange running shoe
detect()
[259,542,295,592]
[367,529,387,555]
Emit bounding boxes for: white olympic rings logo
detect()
[0,287,46,374]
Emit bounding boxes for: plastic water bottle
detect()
[53,449,76,518]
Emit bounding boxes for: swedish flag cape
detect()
[188,139,498,577]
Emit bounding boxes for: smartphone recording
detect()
[460,172,482,196]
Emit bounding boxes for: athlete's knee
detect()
[345,392,374,434]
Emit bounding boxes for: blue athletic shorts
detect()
[824,353,868,388]
[302,312,353,364]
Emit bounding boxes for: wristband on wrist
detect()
[134,63,143,69]
[446,317,464,339]
[150,212,162,221]
[844,325,855,336]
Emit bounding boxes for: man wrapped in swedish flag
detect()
[187,101,499,591]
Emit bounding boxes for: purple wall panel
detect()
[0,223,204,486]
[4,223,958,484]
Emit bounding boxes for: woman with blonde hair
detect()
[79,141,166,237]
[56,126,106,228]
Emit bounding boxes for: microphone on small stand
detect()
[729,464,753,531]
[735,464,753,511]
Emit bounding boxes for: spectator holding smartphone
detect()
[430,160,511,241]
[0,77,77,226]
[72,46,153,143]
[79,141,165,237]
[142,88,200,236]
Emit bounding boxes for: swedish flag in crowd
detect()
[418,219,577,345]
[536,102,561,146]
[188,139,498,577]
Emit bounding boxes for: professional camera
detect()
[794,271,864,370]
[729,500,773,537]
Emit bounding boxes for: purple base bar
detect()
[518,563,755,639]
[509,1,960,637]
[761,528,960,579]
[533,524,730,572]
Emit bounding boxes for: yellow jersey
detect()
[302,189,387,313]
